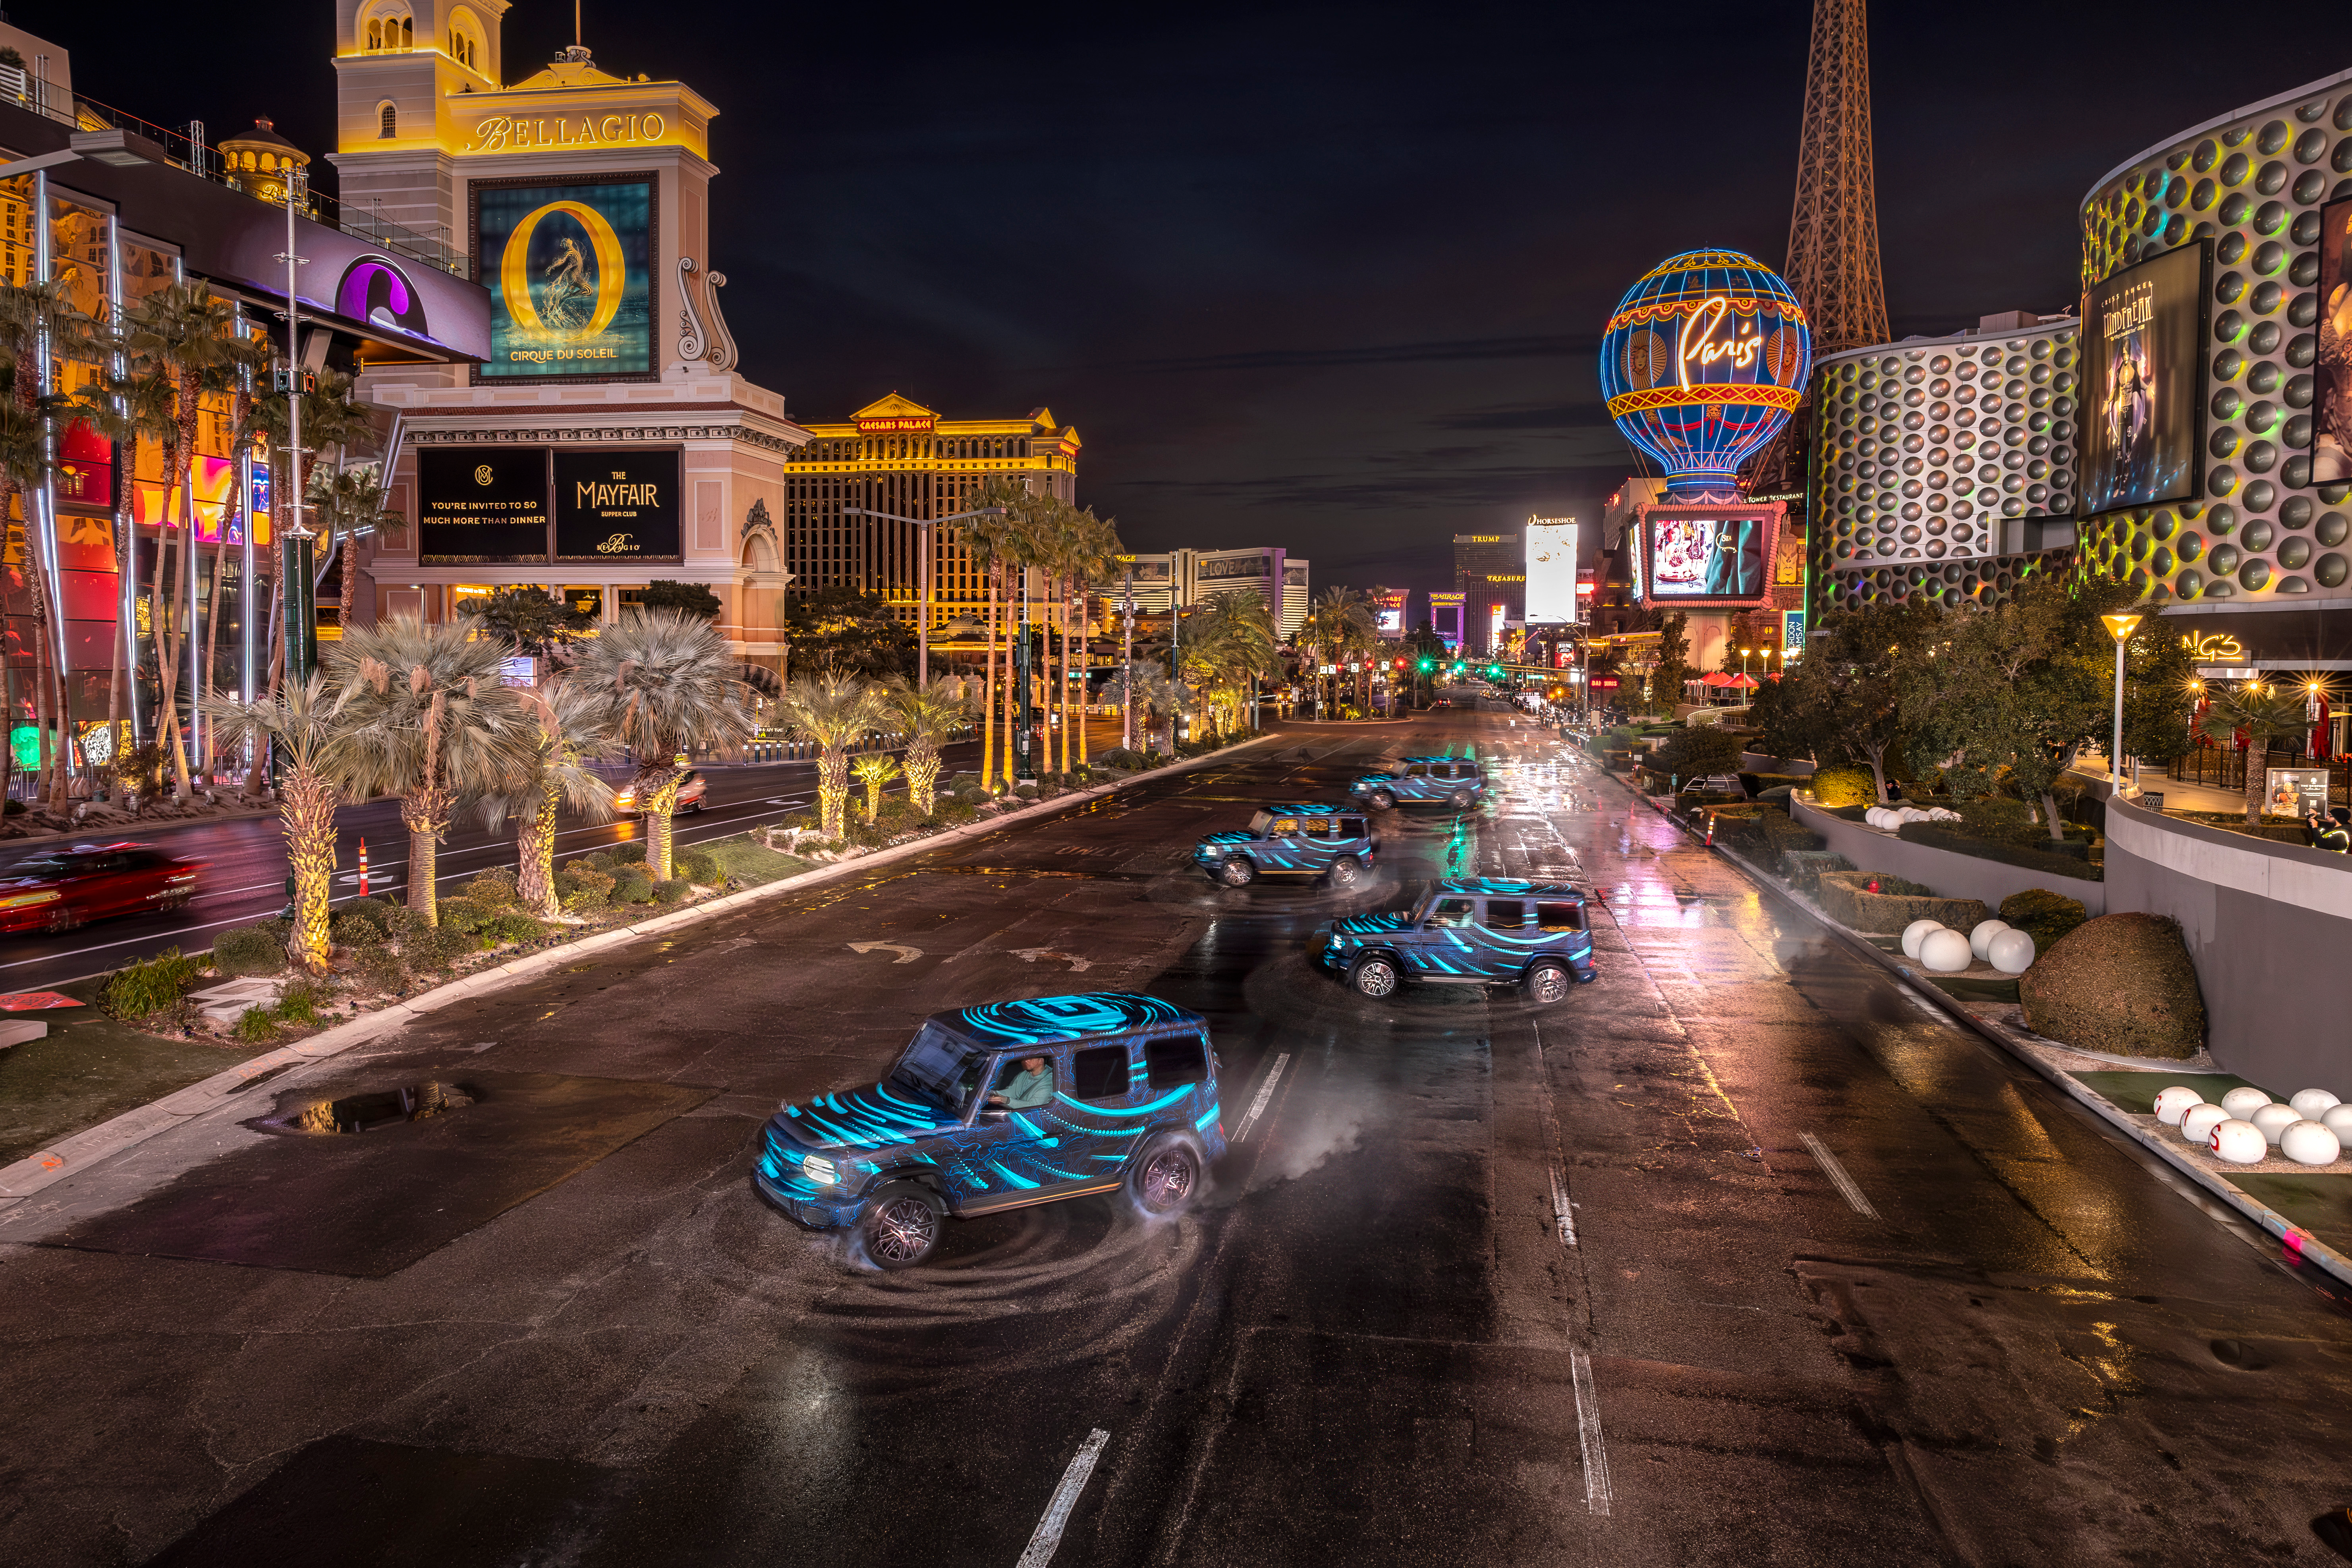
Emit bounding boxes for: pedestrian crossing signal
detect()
[272,363,317,395]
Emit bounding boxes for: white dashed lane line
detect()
[1232,1053,1290,1143]
[1800,1132,1881,1220]
[1015,1427,1110,1568]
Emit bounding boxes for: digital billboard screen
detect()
[554,449,683,562]
[417,447,550,564]
[2315,199,2352,484]
[1525,518,1578,623]
[2078,241,2208,515]
[1645,514,1768,601]
[472,174,658,383]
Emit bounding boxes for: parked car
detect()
[753,992,1228,1268]
[1348,755,1487,811]
[1319,877,1595,1003]
[1193,804,1375,888]
[0,842,205,933]
[613,769,707,814]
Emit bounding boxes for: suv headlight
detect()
[1200,843,1225,858]
[801,1153,839,1186]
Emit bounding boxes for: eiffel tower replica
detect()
[1742,0,1890,503]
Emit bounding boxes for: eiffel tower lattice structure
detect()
[1742,0,1889,500]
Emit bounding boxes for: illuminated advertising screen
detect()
[2315,199,2352,484]
[417,447,551,564]
[1645,514,1769,601]
[554,449,682,562]
[2078,241,2208,515]
[1373,589,1408,636]
[472,174,657,383]
[1525,518,1578,623]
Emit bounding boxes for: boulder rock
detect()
[2018,912,2206,1059]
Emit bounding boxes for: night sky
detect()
[36,2,2352,609]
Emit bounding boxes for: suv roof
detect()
[1255,803,1361,818]
[931,991,1203,1050]
[1399,755,1480,767]
[1431,877,1582,899]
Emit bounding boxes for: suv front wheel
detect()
[1217,857,1257,887]
[1368,790,1396,811]
[1328,854,1364,889]
[856,1181,945,1269]
[1128,1133,1203,1216]
[1523,961,1572,1006]
[1449,788,1474,810]
[1350,954,1399,998]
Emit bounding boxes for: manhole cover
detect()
[297,1081,480,1135]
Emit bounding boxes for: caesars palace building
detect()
[338,1,1075,674]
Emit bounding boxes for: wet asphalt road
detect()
[5,705,2352,1566]
[0,740,974,993]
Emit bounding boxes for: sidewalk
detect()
[1599,762,2352,1293]
[2072,755,2250,815]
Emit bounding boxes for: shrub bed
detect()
[2001,888,2089,954]
[2019,912,2205,1058]
[1782,850,1852,894]
[1894,823,2105,881]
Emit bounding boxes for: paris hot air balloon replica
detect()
[1601,249,1811,609]
[1600,249,1811,501]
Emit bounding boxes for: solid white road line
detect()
[1549,1166,1577,1248]
[1014,1427,1110,1568]
[1570,1348,1612,1518]
[1232,1053,1290,1143]
[1800,1132,1881,1220]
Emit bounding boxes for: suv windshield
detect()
[888,1022,990,1116]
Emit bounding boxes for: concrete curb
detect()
[1677,798,2352,1293]
[0,734,1285,1204]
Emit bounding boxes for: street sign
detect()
[1591,676,1620,689]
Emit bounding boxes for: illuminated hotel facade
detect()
[781,395,1079,632]
[1105,547,1308,639]
[333,0,809,676]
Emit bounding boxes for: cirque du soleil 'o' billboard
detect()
[472,174,657,383]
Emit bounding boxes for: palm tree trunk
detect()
[29,583,51,810]
[517,775,562,917]
[981,567,998,793]
[641,767,683,881]
[817,743,850,838]
[1077,591,1090,768]
[2246,741,2265,825]
[282,767,340,975]
[201,535,227,780]
[907,735,940,817]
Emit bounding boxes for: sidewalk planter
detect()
[2105,796,2352,1090]
[1794,795,2109,919]
[1816,870,1988,934]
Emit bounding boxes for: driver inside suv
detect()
[990,1055,1055,1110]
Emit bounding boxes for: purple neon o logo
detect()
[334,256,429,337]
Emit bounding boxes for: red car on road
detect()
[612,769,708,815]
[0,842,205,933]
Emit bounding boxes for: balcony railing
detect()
[2,67,467,278]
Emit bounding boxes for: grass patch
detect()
[701,834,815,887]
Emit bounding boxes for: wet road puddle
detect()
[296,1080,480,1135]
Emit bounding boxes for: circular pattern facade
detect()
[2078,72,2352,603]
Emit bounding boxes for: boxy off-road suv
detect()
[753,992,1226,1268]
[1319,877,1595,1004]
[1349,756,1487,811]
[1193,804,1375,888]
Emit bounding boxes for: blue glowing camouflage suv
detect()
[1349,755,1487,811]
[1320,877,1595,1004]
[1193,803,1375,888]
[753,992,1226,1268]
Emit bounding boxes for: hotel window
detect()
[378,102,396,138]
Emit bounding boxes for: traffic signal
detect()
[1417,658,1433,672]
[1487,664,1502,678]
[272,362,317,395]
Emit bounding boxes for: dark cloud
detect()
[46,0,2352,607]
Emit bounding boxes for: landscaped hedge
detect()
[1816,870,1985,933]
[1782,850,1852,894]
[1894,822,2104,881]
[1810,766,1878,807]
[2001,888,2089,954]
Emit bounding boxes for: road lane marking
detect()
[847,941,923,963]
[1232,1053,1290,1143]
[1549,1166,1577,1247]
[1015,1427,1110,1568]
[1800,1132,1880,1220]
[1010,946,1093,972]
[1570,1349,1612,1518]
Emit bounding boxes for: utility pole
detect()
[1118,564,1135,752]
[278,164,316,694]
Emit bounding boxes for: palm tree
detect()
[963,480,1027,793]
[203,674,344,974]
[1185,592,1280,734]
[122,280,247,797]
[71,368,176,756]
[2199,680,2315,825]
[495,678,616,919]
[1064,506,1124,768]
[326,614,539,923]
[572,608,760,879]
[852,751,901,823]
[1109,663,1178,753]
[0,396,58,805]
[776,672,889,839]
[241,369,373,700]
[888,675,971,817]
[1303,587,1375,718]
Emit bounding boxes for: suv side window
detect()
[1145,1034,1209,1088]
[1427,898,1475,928]
[1072,1045,1131,1102]
[1339,817,1366,839]
[1303,817,1337,839]
[1482,900,1527,930]
[1404,764,1429,778]
[1535,900,1586,933]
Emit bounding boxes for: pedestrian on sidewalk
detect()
[2306,807,2351,853]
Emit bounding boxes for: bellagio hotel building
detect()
[780,394,1080,631]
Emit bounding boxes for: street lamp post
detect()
[1118,566,1136,752]
[2101,611,2144,797]
[840,504,1004,689]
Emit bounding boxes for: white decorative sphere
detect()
[2181,1103,2230,1144]
[1970,919,2011,960]
[1865,807,1892,829]
[2291,1088,2342,1120]
[2251,1103,2302,1145]
[2220,1087,2273,1119]
[2153,1086,2205,1126]
[1919,929,1973,973]
[1902,919,1945,959]
[2282,1120,2344,1167]
[1987,929,2036,975]
[2323,1104,2352,1141]
[2211,1119,2268,1164]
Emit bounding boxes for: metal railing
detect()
[7,68,467,277]
[2168,747,2350,807]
